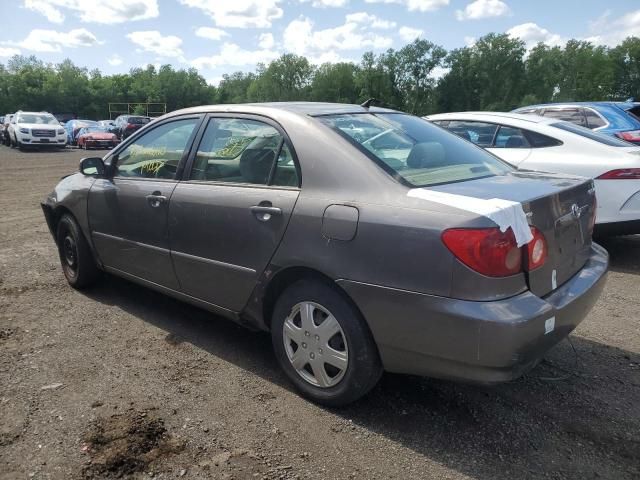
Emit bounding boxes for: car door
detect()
[486,125,533,166]
[88,115,202,289]
[169,115,301,311]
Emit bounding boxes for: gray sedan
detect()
[42,102,608,406]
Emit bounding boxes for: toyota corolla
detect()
[42,103,608,406]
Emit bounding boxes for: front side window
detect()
[320,113,513,187]
[115,118,199,179]
[189,118,298,187]
[551,121,633,147]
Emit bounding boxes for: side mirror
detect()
[79,157,106,176]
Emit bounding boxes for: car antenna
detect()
[360,98,377,109]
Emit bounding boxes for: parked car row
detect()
[1,110,153,150]
[42,101,613,406]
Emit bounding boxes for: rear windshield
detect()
[319,113,513,187]
[129,117,151,125]
[551,121,632,147]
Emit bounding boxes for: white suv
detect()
[9,111,67,149]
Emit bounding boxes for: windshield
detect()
[319,113,513,187]
[17,113,59,125]
[551,121,633,147]
[81,127,105,133]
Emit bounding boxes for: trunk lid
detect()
[432,171,596,297]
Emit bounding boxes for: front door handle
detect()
[146,192,167,208]
[250,205,282,221]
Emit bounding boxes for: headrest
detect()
[406,142,446,169]
[505,136,525,148]
[239,148,275,184]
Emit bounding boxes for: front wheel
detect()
[56,214,100,289]
[271,279,382,407]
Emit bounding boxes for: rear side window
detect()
[584,109,607,129]
[525,130,563,147]
[543,108,587,127]
[445,121,498,147]
[320,113,512,188]
[189,118,299,187]
[625,106,640,122]
[551,121,632,147]
[494,126,531,148]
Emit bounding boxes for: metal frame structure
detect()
[107,102,167,119]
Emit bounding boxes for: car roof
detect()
[170,102,399,118]
[427,111,557,125]
[515,101,640,109]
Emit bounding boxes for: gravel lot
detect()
[0,146,639,480]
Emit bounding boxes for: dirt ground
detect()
[0,146,638,480]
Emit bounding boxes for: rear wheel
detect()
[56,214,100,289]
[271,279,382,406]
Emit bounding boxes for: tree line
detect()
[1,33,639,120]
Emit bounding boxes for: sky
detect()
[0,0,639,85]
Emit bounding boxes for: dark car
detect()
[513,102,640,144]
[2,113,14,146]
[114,115,151,140]
[41,102,608,406]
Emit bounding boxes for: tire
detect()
[56,214,100,289]
[271,279,382,407]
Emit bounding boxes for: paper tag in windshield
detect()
[552,269,557,290]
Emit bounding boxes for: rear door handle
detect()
[146,192,167,208]
[250,205,282,221]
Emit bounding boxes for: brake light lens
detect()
[442,227,547,277]
[596,169,640,179]
[126,123,135,129]
[615,130,640,142]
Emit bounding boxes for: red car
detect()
[76,127,119,150]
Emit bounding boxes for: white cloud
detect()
[21,0,158,24]
[179,0,283,28]
[586,9,640,47]
[364,0,449,12]
[455,0,510,21]
[0,47,21,57]
[107,54,123,66]
[301,0,348,6]
[8,28,100,52]
[195,27,229,41]
[283,15,393,61]
[345,12,396,29]
[24,0,65,23]
[399,26,423,42]
[258,33,275,49]
[464,36,476,46]
[191,43,279,69]
[507,22,564,49]
[126,31,184,59]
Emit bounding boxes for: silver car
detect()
[42,103,608,406]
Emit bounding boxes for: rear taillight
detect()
[126,123,135,129]
[442,227,547,277]
[596,168,640,179]
[615,130,640,142]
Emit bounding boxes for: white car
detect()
[427,111,640,235]
[8,111,67,150]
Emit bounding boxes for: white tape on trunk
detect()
[407,189,533,247]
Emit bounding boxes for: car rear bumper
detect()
[337,243,608,384]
